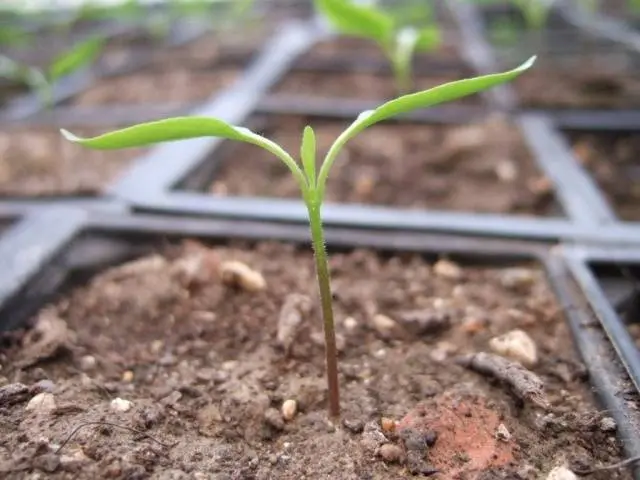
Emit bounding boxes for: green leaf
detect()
[314,0,394,44]
[48,35,104,82]
[415,25,440,51]
[61,116,308,193]
[301,126,317,187]
[317,56,536,196]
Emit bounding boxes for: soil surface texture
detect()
[0,127,145,196]
[569,131,640,221]
[515,68,640,109]
[273,37,476,101]
[207,115,556,216]
[0,241,631,479]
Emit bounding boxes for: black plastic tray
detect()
[0,207,638,477]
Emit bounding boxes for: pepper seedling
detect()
[0,35,104,108]
[314,0,441,94]
[61,57,536,419]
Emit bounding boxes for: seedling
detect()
[314,0,441,94]
[61,57,536,418]
[0,35,103,108]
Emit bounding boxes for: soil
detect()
[0,127,146,196]
[0,240,631,479]
[274,38,476,102]
[70,68,238,106]
[569,131,640,221]
[206,115,556,216]
[514,67,640,109]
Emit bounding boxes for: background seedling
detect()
[61,57,536,419]
[314,0,441,94]
[0,35,103,108]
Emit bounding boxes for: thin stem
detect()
[306,199,340,419]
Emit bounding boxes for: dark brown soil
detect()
[71,68,238,106]
[0,127,146,196]
[206,115,556,216]
[569,131,640,221]
[0,241,631,479]
[515,68,640,109]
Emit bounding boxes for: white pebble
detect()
[433,259,462,280]
[110,397,133,413]
[495,423,511,442]
[220,261,266,292]
[281,399,297,421]
[599,417,617,432]
[371,314,400,340]
[343,316,358,332]
[79,355,97,371]
[546,466,577,480]
[26,392,56,414]
[489,329,538,367]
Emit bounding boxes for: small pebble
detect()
[546,466,577,480]
[371,314,400,340]
[489,329,538,367]
[495,423,511,442]
[122,370,134,383]
[110,397,133,413]
[79,355,97,371]
[500,268,536,291]
[34,379,55,393]
[220,261,266,292]
[264,407,285,430]
[342,417,364,434]
[599,417,617,432]
[343,316,358,332]
[361,421,388,452]
[281,399,297,421]
[433,259,462,280]
[25,392,56,414]
[376,444,405,464]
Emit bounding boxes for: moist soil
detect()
[514,68,640,109]
[273,38,477,102]
[0,240,631,479]
[207,115,556,216]
[569,131,640,221]
[0,127,146,196]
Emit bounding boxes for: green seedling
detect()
[61,57,536,419]
[0,35,103,108]
[314,0,442,94]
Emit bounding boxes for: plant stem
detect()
[306,200,340,419]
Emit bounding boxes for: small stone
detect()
[343,316,358,332]
[398,309,450,335]
[429,341,457,363]
[79,355,97,371]
[281,399,297,421]
[160,390,182,407]
[500,268,536,291]
[122,370,134,383]
[33,453,60,473]
[60,449,90,470]
[546,466,578,480]
[264,407,285,430]
[220,261,266,292]
[495,423,511,442]
[277,294,312,353]
[433,259,462,280]
[150,340,164,354]
[26,392,56,414]
[110,397,133,413]
[496,160,517,182]
[34,379,55,393]
[371,314,401,340]
[0,383,30,406]
[158,353,176,366]
[376,444,405,464]
[599,417,617,432]
[342,417,364,434]
[489,329,538,367]
[361,421,388,452]
[380,417,396,433]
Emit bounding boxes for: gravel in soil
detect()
[569,131,640,221]
[0,127,146,196]
[205,115,556,216]
[0,240,632,479]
